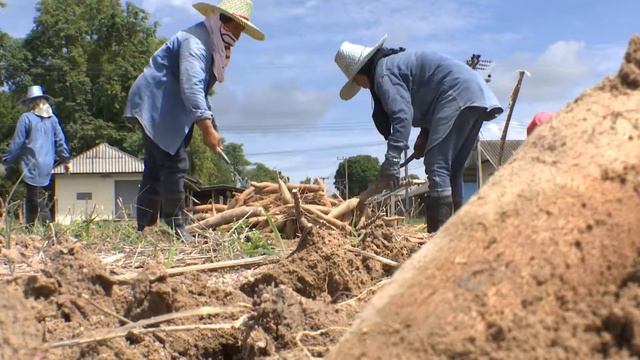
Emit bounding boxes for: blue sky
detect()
[1,0,638,185]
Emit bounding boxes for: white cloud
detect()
[212,81,335,128]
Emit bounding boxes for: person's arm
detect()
[375,74,413,161]
[52,116,72,173]
[179,37,221,153]
[2,114,30,167]
[179,37,215,122]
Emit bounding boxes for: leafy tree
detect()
[334,155,379,199]
[188,131,235,186]
[245,163,281,183]
[12,0,160,156]
[300,177,313,184]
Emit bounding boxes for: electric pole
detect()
[337,156,349,199]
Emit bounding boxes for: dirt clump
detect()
[0,285,46,359]
[329,35,640,359]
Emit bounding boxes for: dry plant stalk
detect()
[346,246,399,267]
[48,307,249,348]
[337,279,391,307]
[110,256,271,284]
[295,327,349,360]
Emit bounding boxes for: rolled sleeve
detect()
[376,74,413,158]
[179,38,214,122]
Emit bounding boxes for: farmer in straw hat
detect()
[2,85,71,225]
[335,36,503,232]
[125,0,264,241]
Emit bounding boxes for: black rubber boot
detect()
[162,194,194,242]
[425,195,454,233]
[136,194,160,232]
[453,198,464,213]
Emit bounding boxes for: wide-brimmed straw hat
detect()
[193,0,265,41]
[335,35,387,100]
[19,85,53,105]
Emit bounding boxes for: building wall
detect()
[54,173,142,224]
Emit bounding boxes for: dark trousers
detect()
[25,183,52,225]
[136,131,190,231]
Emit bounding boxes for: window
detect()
[76,192,92,200]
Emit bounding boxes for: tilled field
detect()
[0,222,427,359]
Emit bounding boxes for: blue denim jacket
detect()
[125,22,216,155]
[375,51,503,157]
[2,112,71,186]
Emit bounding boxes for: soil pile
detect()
[0,220,424,359]
[329,35,640,359]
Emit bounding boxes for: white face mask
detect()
[31,98,53,118]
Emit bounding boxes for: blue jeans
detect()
[424,106,486,204]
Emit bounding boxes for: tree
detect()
[12,0,161,156]
[334,155,379,199]
[244,163,282,183]
[300,177,313,184]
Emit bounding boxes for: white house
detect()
[52,143,144,224]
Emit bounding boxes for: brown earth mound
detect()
[0,219,424,359]
[329,35,640,359]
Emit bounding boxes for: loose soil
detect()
[329,35,640,359]
[0,221,422,359]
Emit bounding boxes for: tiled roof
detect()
[53,143,144,174]
[478,140,524,168]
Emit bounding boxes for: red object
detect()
[527,112,554,136]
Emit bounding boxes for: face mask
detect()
[31,99,53,118]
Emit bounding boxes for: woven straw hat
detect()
[334,35,387,100]
[193,0,265,41]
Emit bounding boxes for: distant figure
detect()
[2,86,71,225]
[334,35,503,233]
[527,112,554,136]
[125,0,264,241]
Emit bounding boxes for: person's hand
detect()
[0,164,5,177]
[413,128,429,160]
[197,118,223,154]
[63,162,72,174]
[380,155,401,190]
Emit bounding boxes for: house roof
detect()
[53,143,144,174]
[478,140,524,168]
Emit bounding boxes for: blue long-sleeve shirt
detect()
[125,21,216,155]
[374,51,503,157]
[2,112,71,186]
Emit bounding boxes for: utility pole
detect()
[337,156,349,199]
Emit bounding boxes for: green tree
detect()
[300,177,313,184]
[245,163,281,183]
[13,0,160,156]
[188,131,235,186]
[334,155,379,199]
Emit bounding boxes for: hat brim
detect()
[339,34,387,101]
[193,3,265,41]
[19,95,54,106]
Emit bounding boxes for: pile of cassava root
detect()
[185,178,404,238]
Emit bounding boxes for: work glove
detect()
[379,154,401,190]
[0,164,5,177]
[413,128,429,160]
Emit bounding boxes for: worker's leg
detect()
[137,132,162,232]
[24,183,40,225]
[35,186,52,224]
[449,108,486,212]
[424,108,485,232]
[156,137,193,241]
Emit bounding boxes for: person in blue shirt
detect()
[335,35,503,233]
[125,0,264,240]
[2,85,71,225]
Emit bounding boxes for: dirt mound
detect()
[0,286,45,359]
[330,35,640,359]
[241,226,420,301]
[619,36,640,89]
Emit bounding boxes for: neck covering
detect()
[30,98,53,118]
[357,47,406,139]
[203,12,238,83]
